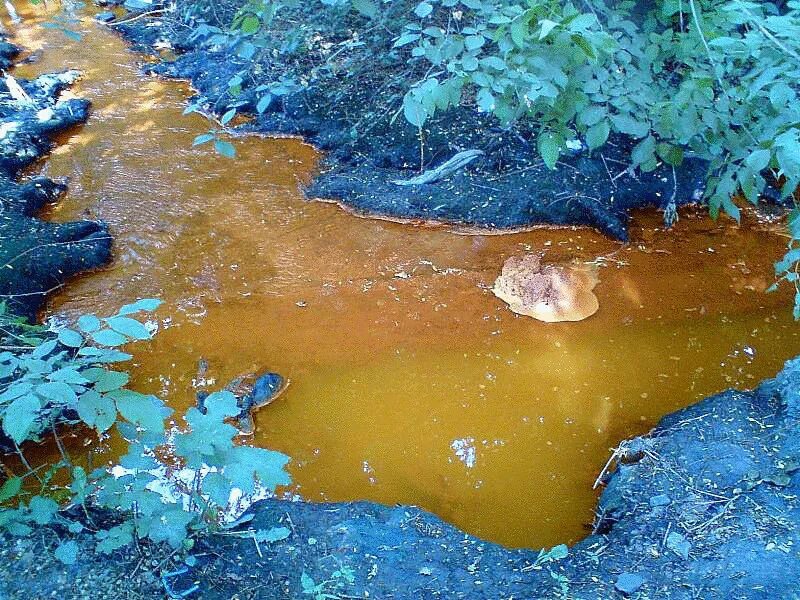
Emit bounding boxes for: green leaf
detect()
[255,526,291,543]
[224,446,291,494]
[510,14,530,47]
[0,477,21,502]
[201,472,232,506]
[70,467,88,503]
[61,29,81,42]
[91,329,129,347]
[402,93,427,128]
[461,54,479,71]
[538,133,560,170]
[105,317,151,341]
[48,367,89,385]
[547,543,568,560]
[35,382,78,405]
[656,143,684,167]
[193,133,215,147]
[94,370,130,393]
[476,88,495,112]
[31,339,57,360]
[118,299,162,315]
[586,120,610,150]
[720,194,741,223]
[54,541,79,565]
[414,2,432,18]
[77,315,101,333]
[57,329,83,348]
[571,34,596,59]
[301,572,316,593]
[745,149,771,172]
[68,521,84,534]
[464,35,484,51]
[769,83,795,108]
[480,56,506,71]
[77,347,133,363]
[142,506,194,548]
[256,93,273,113]
[214,140,236,159]
[240,15,260,35]
[28,495,58,525]
[632,135,656,169]
[220,109,237,126]
[352,0,377,18]
[0,382,32,403]
[539,19,558,40]
[175,402,239,466]
[393,33,420,48]
[2,394,40,443]
[610,113,650,138]
[113,390,170,433]
[76,390,117,432]
[204,391,240,419]
[579,106,605,127]
[96,523,134,554]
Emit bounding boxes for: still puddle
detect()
[8,4,800,548]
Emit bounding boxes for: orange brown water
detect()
[7,3,800,549]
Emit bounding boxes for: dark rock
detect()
[649,494,671,507]
[0,47,112,319]
[0,40,20,71]
[615,572,645,594]
[95,11,116,22]
[251,372,284,408]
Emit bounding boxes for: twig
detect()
[51,422,73,468]
[690,496,737,533]
[0,283,66,299]
[593,445,622,489]
[108,9,166,26]
[14,442,42,484]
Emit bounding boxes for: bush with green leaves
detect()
[0,300,291,561]
[394,0,799,215]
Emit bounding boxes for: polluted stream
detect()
[9,4,800,549]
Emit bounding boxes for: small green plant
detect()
[772,208,800,318]
[0,300,291,560]
[192,128,237,158]
[300,563,356,600]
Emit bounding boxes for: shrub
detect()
[0,300,291,559]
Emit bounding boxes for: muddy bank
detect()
[0,38,111,319]
[3,356,800,598]
[111,2,710,240]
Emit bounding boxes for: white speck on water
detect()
[451,438,477,468]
